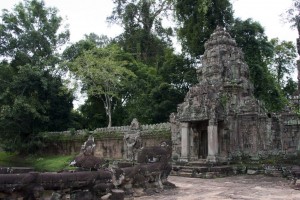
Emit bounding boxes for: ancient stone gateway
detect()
[171,26,300,163]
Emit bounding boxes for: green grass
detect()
[26,155,75,172]
[0,151,76,172]
[0,151,31,167]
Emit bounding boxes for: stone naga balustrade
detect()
[0,170,113,199]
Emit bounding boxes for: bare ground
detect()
[135,175,300,200]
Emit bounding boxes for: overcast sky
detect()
[0,0,297,45]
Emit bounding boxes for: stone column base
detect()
[206,155,218,163]
[179,157,189,162]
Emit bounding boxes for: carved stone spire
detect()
[177,26,257,122]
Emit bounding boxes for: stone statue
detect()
[81,135,96,155]
[124,135,140,161]
[124,118,142,161]
[70,135,105,170]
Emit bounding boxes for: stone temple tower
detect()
[172,26,263,162]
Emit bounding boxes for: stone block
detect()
[247,169,258,175]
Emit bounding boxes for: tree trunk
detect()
[103,94,112,128]
[108,111,112,128]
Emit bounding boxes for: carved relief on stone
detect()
[124,118,142,161]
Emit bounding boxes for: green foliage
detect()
[106,0,198,125]
[285,0,300,36]
[175,0,234,57]
[108,0,173,65]
[92,132,124,139]
[159,49,198,93]
[62,33,111,63]
[69,45,136,127]
[39,131,89,142]
[28,155,74,172]
[120,47,197,124]
[0,0,69,67]
[121,63,161,124]
[0,64,74,152]
[0,152,27,167]
[0,0,74,153]
[121,61,188,124]
[269,38,297,88]
[78,96,108,129]
[229,18,286,111]
[283,78,298,97]
[0,152,74,172]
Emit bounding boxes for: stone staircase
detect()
[171,160,233,178]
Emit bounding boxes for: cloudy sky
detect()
[0,0,297,45]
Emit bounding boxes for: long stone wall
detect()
[39,122,171,159]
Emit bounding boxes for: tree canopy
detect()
[108,0,174,65]
[69,45,136,127]
[229,18,286,111]
[0,0,73,153]
[175,0,234,57]
[269,38,297,88]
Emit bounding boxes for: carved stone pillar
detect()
[207,119,218,162]
[180,122,190,161]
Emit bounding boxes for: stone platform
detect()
[171,160,233,178]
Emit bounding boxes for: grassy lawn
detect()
[0,151,75,172]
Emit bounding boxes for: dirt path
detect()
[135,175,300,200]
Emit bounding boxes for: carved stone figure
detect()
[81,135,96,155]
[70,135,105,170]
[124,134,141,161]
[124,118,142,161]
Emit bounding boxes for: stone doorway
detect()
[191,120,209,160]
[198,130,208,159]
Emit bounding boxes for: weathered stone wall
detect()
[94,139,124,159]
[232,113,300,157]
[39,122,171,159]
[280,113,300,153]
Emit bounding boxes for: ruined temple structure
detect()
[171,26,300,163]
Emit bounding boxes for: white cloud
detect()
[233,0,297,42]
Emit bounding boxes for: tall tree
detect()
[107,0,198,124]
[284,0,300,97]
[286,0,300,37]
[69,45,135,127]
[0,0,69,68]
[108,0,173,65]
[175,0,234,57]
[0,0,73,153]
[62,33,111,62]
[229,18,286,111]
[269,38,297,87]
